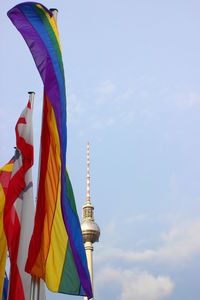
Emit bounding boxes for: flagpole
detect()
[29,275,34,300]
[50,8,58,22]
[28,91,35,104]
[27,91,37,300]
[27,92,42,300]
[33,276,40,300]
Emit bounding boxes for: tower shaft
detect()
[84,242,94,300]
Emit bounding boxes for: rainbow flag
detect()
[8,3,92,299]
[0,160,13,299]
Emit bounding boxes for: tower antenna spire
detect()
[86,142,91,203]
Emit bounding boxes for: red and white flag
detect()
[4,97,45,300]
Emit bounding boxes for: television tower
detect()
[81,142,100,299]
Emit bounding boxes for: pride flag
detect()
[0,160,13,299]
[8,3,92,299]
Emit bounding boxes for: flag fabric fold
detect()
[0,160,13,299]
[2,272,9,300]
[8,3,92,299]
[3,98,46,300]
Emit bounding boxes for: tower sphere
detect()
[81,216,100,244]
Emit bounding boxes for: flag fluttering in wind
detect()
[3,97,46,300]
[0,160,13,299]
[8,3,93,299]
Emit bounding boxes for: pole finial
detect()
[50,8,58,22]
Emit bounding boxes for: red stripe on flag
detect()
[4,202,25,300]
[15,117,33,172]
[25,91,50,276]
[8,265,25,300]
[4,167,25,214]
[27,100,31,109]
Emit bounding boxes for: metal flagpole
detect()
[27,91,37,300]
[7,252,11,300]
[50,8,58,22]
[33,276,40,300]
[29,275,34,300]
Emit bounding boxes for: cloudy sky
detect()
[1,1,200,300]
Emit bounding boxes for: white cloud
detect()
[161,228,180,243]
[157,219,200,263]
[68,93,85,116]
[95,80,117,105]
[119,89,134,101]
[66,79,159,132]
[96,80,116,96]
[125,213,148,224]
[92,117,115,130]
[176,93,200,109]
[96,247,156,264]
[119,110,135,125]
[96,266,174,300]
[96,219,200,265]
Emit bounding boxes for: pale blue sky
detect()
[1,1,200,300]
